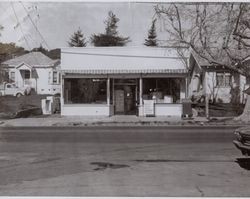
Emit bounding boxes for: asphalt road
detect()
[0,126,249,196]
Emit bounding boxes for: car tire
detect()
[16,93,22,98]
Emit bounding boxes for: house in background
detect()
[60,47,189,117]
[188,50,250,104]
[1,52,61,95]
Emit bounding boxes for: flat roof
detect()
[61,47,189,74]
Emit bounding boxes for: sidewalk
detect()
[0,114,248,127]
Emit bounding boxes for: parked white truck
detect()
[0,82,28,97]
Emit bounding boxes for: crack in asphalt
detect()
[90,162,130,171]
[196,185,205,197]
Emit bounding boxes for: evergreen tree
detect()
[144,19,158,47]
[68,28,87,47]
[91,11,130,46]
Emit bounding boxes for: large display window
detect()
[64,78,107,104]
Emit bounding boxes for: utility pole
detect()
[205,94,209,119]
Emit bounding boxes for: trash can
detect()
[181,99,193,118]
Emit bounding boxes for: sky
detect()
[0,1,169,50]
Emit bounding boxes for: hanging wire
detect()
[19,1,50,50]
[11,2,44,69]
[11,2,32,51]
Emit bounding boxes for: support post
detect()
[61,74,64,112]
[180,78,186,100]
[107,77,110,105]
[139,77,143,106]
[205,94,209,119]
[185,77,188,98]
[204,71,209,119]
[112,78,115,105]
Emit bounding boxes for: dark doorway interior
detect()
[113,79,138,115]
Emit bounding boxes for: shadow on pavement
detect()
[236,158,250,170]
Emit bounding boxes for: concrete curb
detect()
[0,115,248,128]
[0,121,247,128]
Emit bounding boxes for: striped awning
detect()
[62,68,188,74]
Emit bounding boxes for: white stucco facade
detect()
[61,47,189,117]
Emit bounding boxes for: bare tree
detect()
[155,3,249,67]
[155,3,250,120]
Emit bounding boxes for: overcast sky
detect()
[0,2,170,50]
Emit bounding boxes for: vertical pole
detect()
[204,71,209,119]
[139,77,143,106]
[112,78,115,105]
[185,77,188,98]
[61,74,64,113]
[107,77,110,105]
[205,94,209,119]
[180,78,186,100]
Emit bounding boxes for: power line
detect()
[11,2,44,70]
[19,1,50,50]
[11,2,32,51]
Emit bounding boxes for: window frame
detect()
[64,78,108,104]
[10,71,15,82]
[216,72,232,87]
[24,70,30,79]
[52,71,58,84]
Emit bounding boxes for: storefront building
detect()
[60,47,189,117]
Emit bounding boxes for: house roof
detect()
[2,52,59,67]
[190,48,250,75]
[61,47,189,75]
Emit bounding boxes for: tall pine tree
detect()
[68,28,87,47]
[144,19,158,47]
[91,11,130,46]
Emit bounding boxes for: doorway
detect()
[113,79,138,115]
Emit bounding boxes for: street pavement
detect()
[0,126,250,196]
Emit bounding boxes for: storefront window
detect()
[142,78,181,103]
[64,78,107,104]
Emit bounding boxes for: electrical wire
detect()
[11,2,32,51]
[11,2,46,69]
[19,1,50,50]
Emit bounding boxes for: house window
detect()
[216,72,231,87]
[53,71,58,83]
[10,72,15,81]
[24,70,30,79]
[64,78,107,104]
[246,76,250,84]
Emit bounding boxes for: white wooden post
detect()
[204,71,209,119]
[180,78,186,100]
[107,77,110,105]
[61,74,64,106]
[139,77,143,106]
